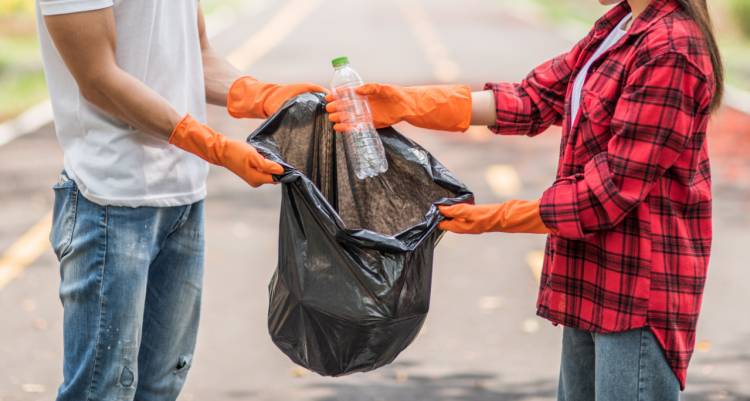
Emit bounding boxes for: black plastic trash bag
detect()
[247,93,473,376]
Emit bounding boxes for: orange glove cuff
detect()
[227,76,275,119]
[403,85,472,132]
[501,200,550,234]
[438,200,550,234]
[169,114,225,165]
[327,84,472,132]
[169,114,283,187]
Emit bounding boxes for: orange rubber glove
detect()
[438,200,550,234]
[169,115,284,187]
[227,76,328,119]
[324,83,472,132]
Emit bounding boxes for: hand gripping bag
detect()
[247,93,473,376]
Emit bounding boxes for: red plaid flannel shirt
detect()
[485,0,714,388]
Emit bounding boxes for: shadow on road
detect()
[684,332,750,401]
[305,368,556,401]
[684,388,750,401]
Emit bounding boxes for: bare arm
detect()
[471,90,497,126]
[197,6,242,107]
[44,8,182,139]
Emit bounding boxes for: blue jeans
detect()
[558,327,680,401]
[50,173,204,401]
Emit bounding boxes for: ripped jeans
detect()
[51,173,204,401]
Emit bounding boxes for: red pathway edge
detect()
[711,106,750,149]
[709,106,750,187]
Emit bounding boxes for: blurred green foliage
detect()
[0,34,45,121]
[732,0,750,37]
[0,0,231,121]
[520,0,750,91]
[0,0,34,15]
[0,0,41,120]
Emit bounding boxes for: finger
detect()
[333,123,355,133]
[439,204,472,219]
[243,170,276,188]
[325,101,340,113]
[325,93,336,103]
[328,112,343,123]
[326,97,355,113]
[259,159,284,175]
[329,111,356,124]
[243,144,284,175]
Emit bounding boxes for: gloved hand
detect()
[227,76,329,119]
[324,83,472,132]
[438,200,550,234]
[170,114,284,187]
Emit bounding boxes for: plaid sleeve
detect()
[484,49,577,136]
[539,51,710,239]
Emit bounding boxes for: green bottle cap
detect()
[331,56,350,68]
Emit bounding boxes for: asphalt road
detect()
[1,1,749,400]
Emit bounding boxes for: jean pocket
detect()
[50,172,79,260]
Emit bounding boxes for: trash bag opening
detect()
[252,94,463,236]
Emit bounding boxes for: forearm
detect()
[196,5,242,107]
[81,67,182,139]
[470,90,497,126]
[203,45,242,107]
[44,9,181,139]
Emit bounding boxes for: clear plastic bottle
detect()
[330,56,388,179]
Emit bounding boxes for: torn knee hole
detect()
[175,355,192,373]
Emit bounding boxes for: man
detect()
[37,1,326,400]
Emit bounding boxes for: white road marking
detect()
[0,100,53,147]
[396,0,461,83]
[0,212,53,290]
[205,0,270,40]
[227,0,322,70]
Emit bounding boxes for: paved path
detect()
[1,1,749,400]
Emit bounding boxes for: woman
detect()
[326,0,721,399]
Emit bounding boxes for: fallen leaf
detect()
[394,370,409,383]
[521,318,540,334]
[32,318,48,331]
[21,384,45,393]
[484,165,521,198]
[526,251,545,282]
[696,340,712,353]
[478,296,504,312]
[22,299,36,312]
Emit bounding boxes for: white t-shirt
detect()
[570,13,632,126]
[36,0,209,207]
